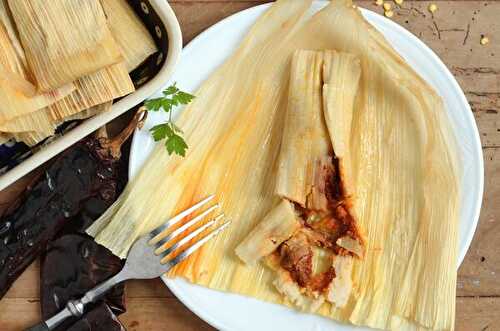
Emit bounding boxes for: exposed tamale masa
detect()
[279,151,361,291]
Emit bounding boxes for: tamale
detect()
[275,50,332,209]
[239,50,364,312]
[322,51,361,200]
[0,63,134,133]
[0,2,24,76]
[47,62,134,121]
[8,0,122,92]
[102,0,158,72]
[65,102,112,121]
[88,1,461,330]
[0,109,55,134]
[1,102,111,143]
[0,1,74,122]
[11,130,50,147]
[235,199,301,265]
[0,132,11,145]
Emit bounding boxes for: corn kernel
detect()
[383,2,392,10]
[428,3,438,13]
[480,36,490,45]
[395,0,403,5]
[384,10,394,18]
[375,0,384,6]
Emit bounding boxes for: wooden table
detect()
[0,1,499,330]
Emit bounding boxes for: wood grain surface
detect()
[0,1,498,330]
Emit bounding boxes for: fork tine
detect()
[150,204,220,245]
[158,214,224,258]
[162,220,231,266]
[149,195,215,238]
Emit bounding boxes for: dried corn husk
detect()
[0,0,74,122]
[0,63,133,133]
[239,50,363,313]
[102,0,158,72]
[6,102,112,145]
[322,51,361,199]
[235,199,300,265]
[0,132,11,145]
[275,50,332,209]
[88,1,461,330]
[11,130,50,146]
[65,102,112,121]
[47,62,133,121]
[8,0,122,92]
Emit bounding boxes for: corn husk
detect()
[0,63,133,133]
[47,62,133,121]
[102,0,158,72]
[11,130,50,146]
[65,102,112,121]
[0,132,11,145]
[275,50,332,209]
[8,0,122,92]
[235,199,300,265]
[0,0,74,122]
[88,1,461,330]
[5,102,112,146]
[323,51,361,199]
[239,50,363,313]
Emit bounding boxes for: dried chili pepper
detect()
[0,110,146,299]
[41,234,126,331]
[65,302,126,331]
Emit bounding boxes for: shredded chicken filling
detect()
[277,155,360,293]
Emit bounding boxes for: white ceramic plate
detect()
[129,2,484,330]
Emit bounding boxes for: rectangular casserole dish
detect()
[0,0,182,190]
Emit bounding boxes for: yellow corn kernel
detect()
[480,36,489,45]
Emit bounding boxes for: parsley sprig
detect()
[144,83,194,157]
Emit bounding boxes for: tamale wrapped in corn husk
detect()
[322,51,361,200]
[0,109,55,134]
[8,0,123,92]
[239,49,363,313]
[275,50,332,210]
[0,132,11,145]
[88,1,461,330]
[0,63,133,133]
[102,0,158,72]
[47,63,133,121]
[11,130,50,147]
[5,103,112,146]
[64,102,112,121]
[0,2,24,76]
[235,199,300,265]
[0,1,74,122]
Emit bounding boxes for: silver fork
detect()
[26,195,228,331]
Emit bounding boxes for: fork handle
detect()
[25,322,50,331]
[25,272,127,331]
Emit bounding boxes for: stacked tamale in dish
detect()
[0,0,157,146]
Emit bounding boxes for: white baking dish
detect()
[0,0,182,190]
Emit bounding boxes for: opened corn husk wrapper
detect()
[88,1,461,330]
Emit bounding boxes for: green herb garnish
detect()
[145,83,194,157]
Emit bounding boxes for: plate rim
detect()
[130,1,485,330]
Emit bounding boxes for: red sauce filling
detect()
[278,155,361,292]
